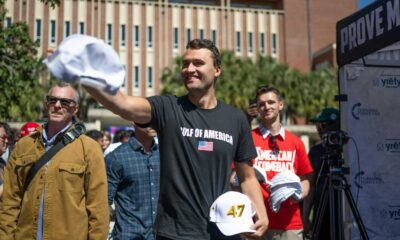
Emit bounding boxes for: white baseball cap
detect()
[43,34,125,95]
[209,191,256,236]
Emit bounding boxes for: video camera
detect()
[322,130,349,149]
[320,130,349,165]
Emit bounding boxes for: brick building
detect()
[3,0,357,126]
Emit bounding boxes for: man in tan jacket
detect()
[0,83,109,240]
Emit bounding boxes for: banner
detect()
[337,0,400,66]
[340,42,400,240]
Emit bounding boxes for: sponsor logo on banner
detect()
[379,206,400,221]
[354,171,385,189]
[377,139,400,153]
[374,75,400,88]
[351,102,380,120]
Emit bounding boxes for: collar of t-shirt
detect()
[258,124,285,140]
[42,122,72,149]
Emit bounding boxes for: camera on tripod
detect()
[311,130,369,240]
[320,130,349,167]
[322,130,349,149]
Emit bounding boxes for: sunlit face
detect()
[257,91,283,124]
[181,48,221,94]
[102,135,111,150]
[0,127,9,155]
[45,86,78,126]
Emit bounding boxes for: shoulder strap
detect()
[23,123,86,191]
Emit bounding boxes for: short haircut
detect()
[113,129,135,143]
[186,39,221,68]
[85,130,104,141]
[47,83,80,103]
[255,86,284,102]
[0,121,14,146]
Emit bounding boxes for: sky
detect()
[359,0,376,9]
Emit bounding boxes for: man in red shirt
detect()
[252,86,313,240]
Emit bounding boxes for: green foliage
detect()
[160,56,187,97]
[39,0,61,9]
[0,0,62,122]
[160,51,338,123]
[0,3,44,121]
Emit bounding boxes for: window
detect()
[248,32,253,53]
[64,21,70,37]
[199,29,204,39]
[134,66,140,88]
[107,23,112,45]
[35,19,41,44]
[147,26,153,48]
[260,33,265,54]
[186,29,191,44]
[5,17,12,27]
[211,30,216,44]
[236,31,241,52]
[121,24,126,47]
[147,66,153,88]
[272,33,277,54]
[50,20,56,43]
[134,25,139,47]
[79,22,85,34]
[173,27,179,49]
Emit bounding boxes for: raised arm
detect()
[84,86,152,124]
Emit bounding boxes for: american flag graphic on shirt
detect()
[198,140,214,151]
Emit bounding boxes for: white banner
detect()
[340,42,400,240]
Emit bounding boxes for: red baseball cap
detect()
[20,122,40,137]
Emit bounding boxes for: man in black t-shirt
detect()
[83,39,269,239]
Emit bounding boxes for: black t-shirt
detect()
[148,95,257,240]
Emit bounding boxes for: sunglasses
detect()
[269,135,279,155]
[46,96,77,108]
[0,133,8,142]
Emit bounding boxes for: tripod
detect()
[310,151,369,240]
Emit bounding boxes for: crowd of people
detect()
[0,38,339,240]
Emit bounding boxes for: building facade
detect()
[3,0,357,126]
[4,0,286,96]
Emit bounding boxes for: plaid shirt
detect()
[106,137,160,240]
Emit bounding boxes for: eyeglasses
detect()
[0,133,8,142]
[46,96,77,108]
[269,135,279,155]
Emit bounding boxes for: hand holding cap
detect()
[43,34,125,95]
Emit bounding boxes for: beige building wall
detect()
[5,0,282,98]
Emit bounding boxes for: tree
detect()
[160,51,338,123]
[0,0,44,121]
[0,0,93,122]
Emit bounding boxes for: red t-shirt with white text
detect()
[252,127,313,230]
